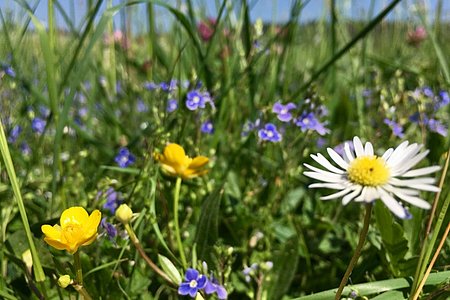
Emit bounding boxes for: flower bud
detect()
[58,275,72,288]
[115,204,133,224]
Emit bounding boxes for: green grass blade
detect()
[0,121,45,283]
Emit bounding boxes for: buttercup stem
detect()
[73,251,92,300]
[124,223,174,285]
[335,204,372,300]
[173,177,187,268]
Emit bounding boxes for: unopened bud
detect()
[58,275,72,288]
[115,204,133,224]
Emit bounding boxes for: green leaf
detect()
[224,171,241,199]
[194,187,223,263]
[267,236,299,300]
[280,187,305,215]
[374,201,409,276]
[371,290,406,300]
[158,254,182,285]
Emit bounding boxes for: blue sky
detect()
[1,0,449,34]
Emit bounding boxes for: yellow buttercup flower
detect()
[41,207,101,254]
[155,143,209,179]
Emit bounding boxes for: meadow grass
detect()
[0,1,449,299]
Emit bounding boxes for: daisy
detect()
[303,136,440,218]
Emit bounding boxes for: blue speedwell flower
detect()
[115,147,135,168]
[384,118,404,138]
[295,112,329,136]
[167,99,178,112]
[201,120,214,134]
[31,117,46,134]
[205,276,228,300]
[258,123,282,142]
[8,125,22,143]
[272,101,296,122]
[186,90,206,111]
[102,187,122,214]
[178,268,207,298]
[101,217,117,240]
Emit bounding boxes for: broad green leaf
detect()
[280,187,305,214]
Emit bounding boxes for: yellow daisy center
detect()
[347,156,390,186]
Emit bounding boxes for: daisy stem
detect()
[334,204,372,300]
[73,251,92,300]
[173,177,187,269]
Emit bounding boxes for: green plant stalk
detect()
[335,204,372,300]
[173,177,187,268]
[73,251,92,300]
[123,223,174,285]
[0,121,45,283]
[410,149,450,297]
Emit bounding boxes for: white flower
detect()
[303,136,441,219]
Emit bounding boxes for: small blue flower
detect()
[20,142,31,156]
[426,118,447,136]
[101,217,117,240]
[258,123,282,142]
[438,90,449,108]
[204,276,227,300]
[422,86,434,98]
[241,118,261,136]
[102,187,122,214]
[384,118,404,138]
[8,125,22,143]
[39,105,51,118]
[178,268,207,298]
[333,140,354,157]
[409,112,421,123]
[186,90,205,111]
[272,101,296,122]
[143,81,158,90]
[31,117,46,134]
[160,80,177,92]
[167,99,178,112]
[201,120,214,134]
[242,263,258,282]
[137,99,148,112]
[295,112,329,135]
[115,147,135,168]
[2,64,16,77]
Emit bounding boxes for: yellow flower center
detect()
[62,224,84,244]
[347,156,390,186]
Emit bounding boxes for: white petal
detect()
[309,183,348,189]
[402,166,441,177]
[364,142,374,156]
[392,150,429,175]
[344,142,355,162]
[304,171,346,183]
[382,148,394,160]
[327,148,349,169]
[383,184,420,196]
[353,136,365,157]
[320,188,353,200]
[411,184,440,192]
[303,163,342,178]
[365,187,380,202]
[378,188,407,219]
[342,186,362,205]
[394,193,431,209]
[310,153,345,174]
[386,141,409,165]
[355,187,367,202]
[390,177,436,186]
[389,144,422,172]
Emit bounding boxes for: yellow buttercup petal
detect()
[189,156,209,169]
[41,206,101,254]
[60,207,89,228]
[163,143,186,164]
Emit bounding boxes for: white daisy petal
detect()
[303,163,342,178]
[321,188,353,200]
[378,188,407,219]
[402,166,441,177]
[342,186,362,205]
[383,184,420,196]
[304,171,345,183]
[310,153,345,174]
[364,142,374,156]
[411,184,440,193]
[309,183,348,189]
[344,142,354,162]
[386,141,409,165]
[355,187,367,202]
[381,148,394,160]
[392,150,429,175]
[390,177,436,186]
[353,136,365,157]
[365,187,379,202]
[327,148,349,170]
[393,193,431,209]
